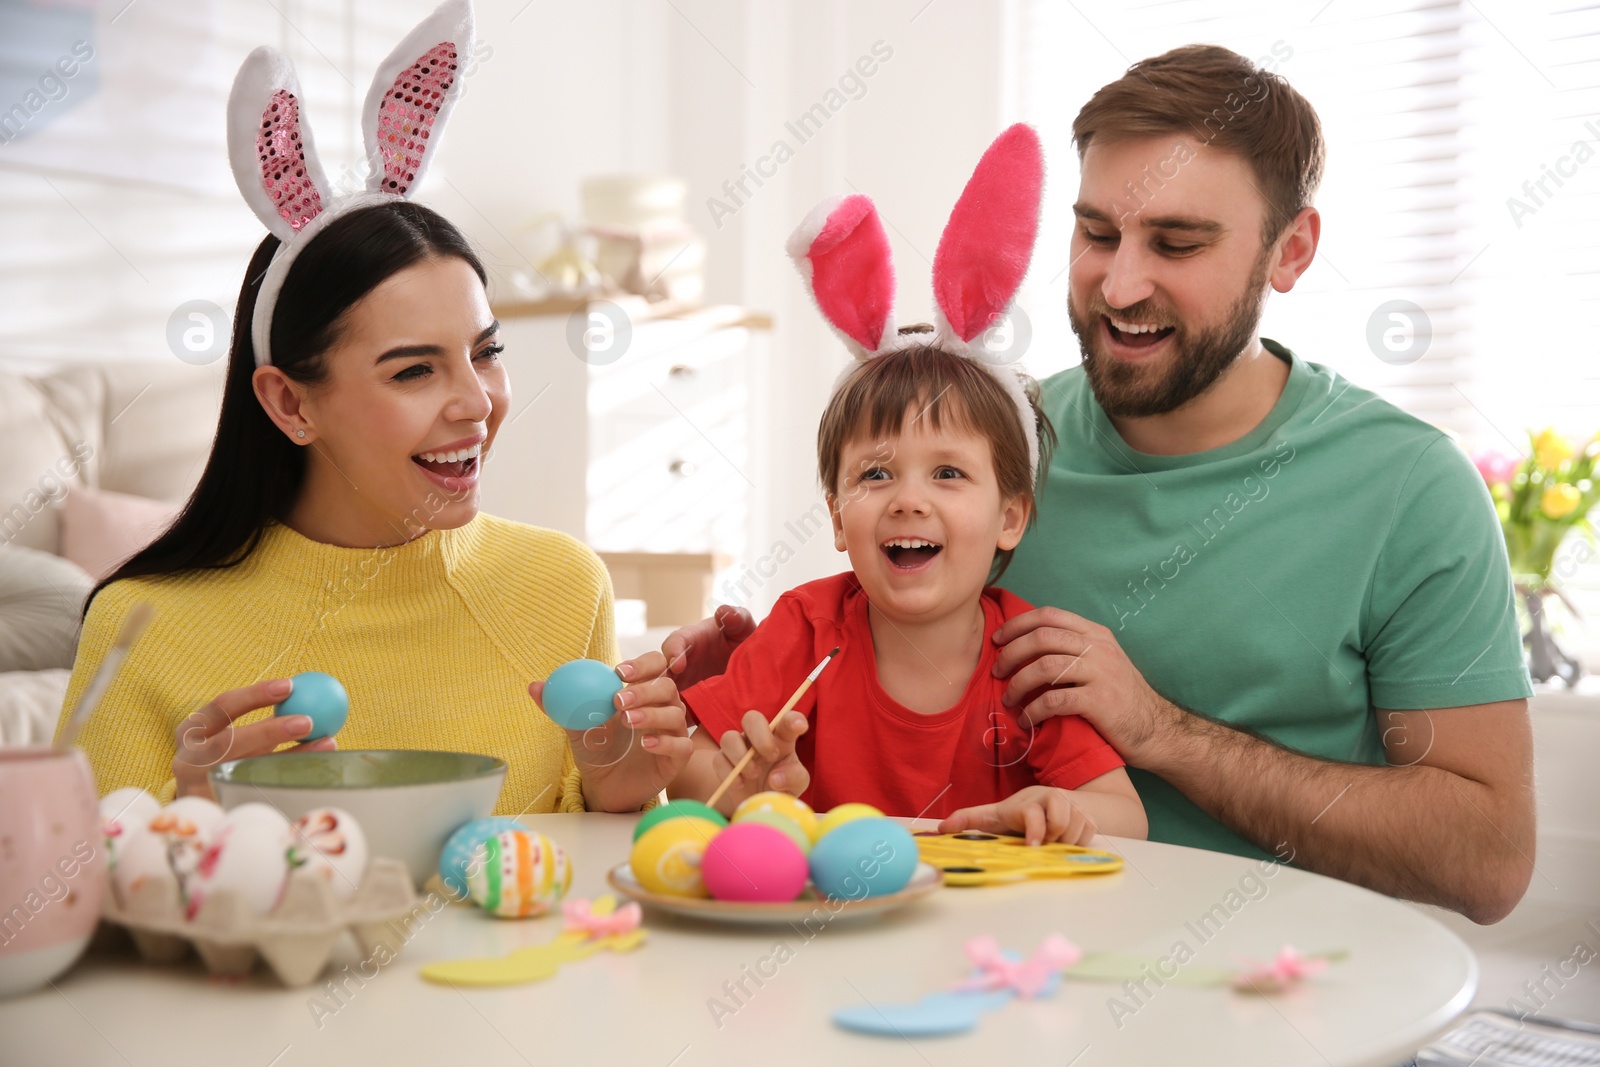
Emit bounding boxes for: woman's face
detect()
[277,255,509,545]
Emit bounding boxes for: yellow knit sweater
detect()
[55,513,617,815]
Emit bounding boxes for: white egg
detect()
[110,823,177,907]
[220,802,292,835]
[149,796,226,891]
[183,805,292,920]
[288,807,369,902]
[99,788,160,872]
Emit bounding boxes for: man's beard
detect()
[1069,251,1273,418]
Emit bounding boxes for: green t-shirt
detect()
[1003,340,1533,861]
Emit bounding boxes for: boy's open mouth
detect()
[411,442,481,481]
[881,537,943,570]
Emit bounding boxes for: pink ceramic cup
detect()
[0,747,108,998]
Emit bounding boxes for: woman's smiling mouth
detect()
[411,438,483,489]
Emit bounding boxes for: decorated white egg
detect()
[99,788,160,872]
[464,830,572,919]
[288,807,369,901]
[183,804,293,920]
[109,822,177,907]
[148,796,225,888]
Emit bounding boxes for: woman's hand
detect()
[173,678,338,799]
[938,785,1099,846]
[529,651,693,812]
[660,605,757,690]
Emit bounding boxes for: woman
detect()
[55,1,712,816]
[60,200,696,814]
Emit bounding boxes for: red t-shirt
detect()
[681,573,1124,819]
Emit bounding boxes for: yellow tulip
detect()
[1534,429,1574,470]
[1541,483,1582,520]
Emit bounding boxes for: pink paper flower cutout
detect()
[1232,946,1328,993]
[562,898,642,940]
[956,934,1081,999]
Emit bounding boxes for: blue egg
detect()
[438,816,527,899]
[273,671,349,741]
[808,817,918,901]
[541,658,623,730]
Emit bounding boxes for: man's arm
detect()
[1151,698,1534,923]
[994,607,1536,924]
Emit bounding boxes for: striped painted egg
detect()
[464,830,572,919]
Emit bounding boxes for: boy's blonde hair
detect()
[817,328,1056,580]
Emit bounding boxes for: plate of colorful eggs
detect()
[608,793,942,925]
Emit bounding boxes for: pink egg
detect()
[701,823,808,903]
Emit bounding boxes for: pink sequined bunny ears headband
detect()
[786,123,1046,475]
[226,0,475,367]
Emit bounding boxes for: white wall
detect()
[0,0,1017,618]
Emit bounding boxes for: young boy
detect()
[671,126,1146,844]
[672,339,1146,844]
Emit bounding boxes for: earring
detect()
[296,429,306,439]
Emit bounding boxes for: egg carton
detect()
[99,857,419,987]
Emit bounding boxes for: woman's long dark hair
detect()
[86,202,488,613]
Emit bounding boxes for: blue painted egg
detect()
[807,817,918,901]
[438,816,526,900]
[541,659,623,730]
[273,671,349,741]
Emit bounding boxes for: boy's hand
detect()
[706,710,810,815]
[938,785,1098,846]
[661,605,757,690]
[528,651,692,812]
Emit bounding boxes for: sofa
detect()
[0,358,224,745]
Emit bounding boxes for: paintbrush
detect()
[705,646,838,810]
[57,602,154,751]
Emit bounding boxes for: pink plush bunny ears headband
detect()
[227,0,475,367]
[787,123,1045,475]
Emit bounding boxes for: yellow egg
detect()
[629,817,721,898]
[816,802,885,839]
[732,792,818,840]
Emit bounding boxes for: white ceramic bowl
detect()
[211,750,506,888]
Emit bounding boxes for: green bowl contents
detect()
[212,749,506,790]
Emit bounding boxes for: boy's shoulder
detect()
[772,571,865,624]
[987,584,1037,621]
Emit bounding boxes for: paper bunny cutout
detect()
[787,123,1045,473]
[227,0,475,366]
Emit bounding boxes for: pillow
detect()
[59,486,182,583]
[0,547,93,672]
[0,669,72,746]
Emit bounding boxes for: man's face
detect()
[1068,135,1277,418]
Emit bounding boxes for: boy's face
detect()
[828,403,1028,625]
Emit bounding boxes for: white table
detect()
[2,814,1475,1067]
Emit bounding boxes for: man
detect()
[668,45,1534,924]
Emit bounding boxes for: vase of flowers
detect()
[1474,429,1600,685]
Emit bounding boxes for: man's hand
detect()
[661,605,756,690]
[939,785,1099,846]
[993,606,1179,766]
[528,651,692,812]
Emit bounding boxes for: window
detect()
[1015,0,1600,656]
